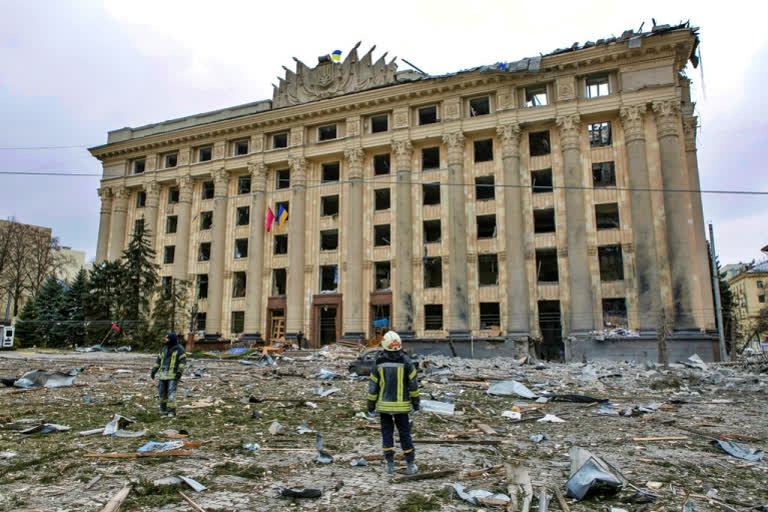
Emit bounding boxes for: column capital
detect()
[144,180,161,200]
[556,114,581,151]
[682,116,698,152]
[248,161,267,192]
[652,100,682,139]
[391,140,412,171]
[344,147,364,179]
[289,156,307,186]
[496,123,521,158]
[97,187,112,201]
[177,173,194,203]
[213,167,229,197]
[442,131,464,165]
[619,104,647,144]
[112,185,129,202]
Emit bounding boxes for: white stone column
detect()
[107,185,129,261]
[173,174,193,282]
[342,147,365,341]
[204,168,230,338]
[143,181,161,248]
[497,123,530,337]
[444,131,470,338]
[95,187,112,264]
[556,114,594,334]
[285,156,307,340]
[392,140,414,335]
[244,162,267,340]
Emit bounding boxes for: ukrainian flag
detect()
[331,50,342,63]
[191,214,199,226]
[276,205,288,231]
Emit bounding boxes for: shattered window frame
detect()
[273,234,288,255]
[479,302,501,329]
[374,188,390,211]
[422,182,441,205]
[586,75,610,98]
[272,268,287,296]
[423,257,443,288]
[168,187,180,204]
[474,139,494,163]
[200,210,213,230]
[598,245,624,282]
[374,153,391,175]
[236,206,250,226]
[478,254,499,287]
[232,271,247,298]
[374,224,391,246]
[588,122,612,147]
[477,214,497,239]
[422,147,440,170]
[533,208,557,233]
[166,215,178,233]
[276,169,290,189]
[201,181,215,200]
[418,105,439,125]
[475,175,495,201]
[133,158,145,174]
[374,261,391,291]
[163,245,175,264]
[424,304,443,330]
[529,130,551,156]
[320,229,339,251]
[469,96,491,117]
[164,152,178,169]
[321,195,340,216]
[319,264,338,292]
[536,248,559,283]
[322,162,340,182]
[595,203,620,230]
[199,242,211,262]
[602,297,627,327]
[370,114,389,133]
[525,85,548,107]
[592,161,616,187]
[136,191,146,208]
[234,238,248,259]
[237,175,251,195]
[423,219,441,243]
[531,168,554,193]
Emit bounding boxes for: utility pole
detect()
[708,222,727,362]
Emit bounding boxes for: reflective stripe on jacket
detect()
[153,342,186,380]
[367,352,419,413]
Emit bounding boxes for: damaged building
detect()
[89,23,716,359]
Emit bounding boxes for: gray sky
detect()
[1,0,766,265]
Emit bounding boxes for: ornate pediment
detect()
[272,43,398,107]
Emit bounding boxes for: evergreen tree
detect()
[35,276,66,347]
[150,278,191,341]
[121,229,159,346]
[84,260,127,345]
[62,267,89,345]
[14,296,40,347]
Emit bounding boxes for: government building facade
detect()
[90,23,716,358]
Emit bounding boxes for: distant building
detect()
[89,23,715,359]
[728,260,768,341]
[55,247,91,283]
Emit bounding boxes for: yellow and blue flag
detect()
[331,50,342,63]
[276,205,288,231]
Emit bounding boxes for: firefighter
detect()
[150,332,186,417]
[366,330,420,475]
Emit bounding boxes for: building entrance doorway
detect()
[311,294,342,347]
[537,300,564,361]
[318,306,337,346]
[267,308,285,345]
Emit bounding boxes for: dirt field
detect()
[0,347,766,512]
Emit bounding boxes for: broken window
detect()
[588,122,612,147]
[199,242,211,261]
[136,191,146,208]
[474,139,493,162]
[479,302,501,329]
[236,206,250,226]
[602,298,627,327]
[418,105,438,125]
[529,131,551,156]
[423,219,441,243]
[276,169,290,189]
[592,162,616,187]
[757,280,764,289]
[424,257,442,288]
[374,224,390,246]
[469,96,490,117]
[375,261,391,290]
[234,139,249,156]
[274,234,288,255]
[525,85,548,107]
[197,274,208,299]
[598,245,624,281]
[232,272,247,298]
[595,203,620,230]
[536,249,559,282]
[164,153,177,168]
[321,195,339,216]
[161,276,173,298]
[477,215,497,239]
[374,153,390,175]
[275,201,289,218]
[318,124,337,141]
[424,304,443,330]
[196,312,206,331]
[374,188,390,210]
[133,158,145,174]
[202,181,214,199]
[163,245,175,264]
[134,218,144,236]
[586,75,610,98]
[475,175,495,201]
[322,162,340,182]
[198,146,212,162]
[320,229,339,251]
[422,147,440,170]
[273,132,288,149]
[272,268,287,296]
[760,294,766,303]
[200,211,213,230]
[234,238,248,259]
[169,187,179,204]
[371,114,388,133]
[534,208,556,233]
[423,182,440,205]
[531,169,553,193]
[231,311,245,334]
[320,265,338,291]
[166,215,178,234]
[236,175,250,195]
[478,254,499,286]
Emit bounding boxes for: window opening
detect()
[196,312,206,331]
[161,276,172,298]
[320,265,338,292]
[272,268,287,295]
[422,147,440,170]
[418,106,438,125]
[166,216,178,234]
[236,206,250,226]
[232,272,247,298]
[371,115,388,133]
[534,208,556,233]
[469,96,490,117]
[374,224,391,246]
[598,245,624,281]
[374,188,390,210]
[199,242,211,261]
[274,234,288,254]
[477,215,497,239]
[320,229,339,251]
[536,249,559,282]
[318,124,337,141]
[231,311,245,334]
[322,162,340,182]
[133,159,145,174]
[529,131,551,156]
[198,146,212,162]
[479,302,501,328]
[424,304,443,330]
[235,238,248,258]
[374,153,390,175]
[602,298,627,327]
[234,140,249,156]
[164,153,177,168]
[202,181,214,199]
[424,257,442,288]
[423,220,441,243]
[422,182,440,205]
[375,261,391,290]
[592,162,616,187]
[163,245,175,264]
[136,191,146,208]
[169,187,179,203]
[474,139,493,162]
[586,75,610,98]
[595,203,620,230]
[273,132,288,149]
[276,169,290,189]
[197,274,208,299]
[588,122,612,147]
[478,254,499,286]
[525,85,548,107]
[238,175,251,194]
[531,168,553,193]
[475,175,495,200]
[321,195,339,216]
[200,211,213,230]
[134,219,144,236]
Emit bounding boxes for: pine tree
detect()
[35,276,66,347]
[121,229,159,347]
[62,267,89,345]
[84,260,127,345]
[150,278,191,341]
[14,296,40,347]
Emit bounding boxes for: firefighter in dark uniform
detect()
[150,332,186,417]
[366,331,420,475]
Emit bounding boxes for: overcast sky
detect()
[1,0,766,265]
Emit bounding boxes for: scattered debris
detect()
[103,414,134,435]
[711,439,765,462]
[178,490,207,511]
[278,486,322,499]
[451,482,510,506]
[530,434,550,444]
[314,433,333,464]
[350,458,367,466]
[13,369,81,389]
[136,441,185,453]
[313,386,340,397]
[296,420,315,434]
[487,380,537,399]
[420,399,455,415]
[566,447,625,500]
[242,443,260,451]
[502,410,522,420]
[537,414,565,423]
[0,452,17,459]
[393,469,455,483]
[19,423,71,434]
[99,484,131,512]
[268,421,285,435]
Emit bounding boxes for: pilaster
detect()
[391,139,414,335]
[173,174,193,282]
[107,185,129,261]
[342,146,365,341]
[286,156,307,340]
[204,167,230,338]
[96,187,113,264]
[243,161,267,340]
[143,181,161,248]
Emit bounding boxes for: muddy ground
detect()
[0,347,766,512]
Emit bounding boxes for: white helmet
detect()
[381,331,403,351]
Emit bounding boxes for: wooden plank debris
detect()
[179,490,207,512]
[99,484,131,512]
[392,469,456,483]
[632,436,689,442]
[415,439,502,445]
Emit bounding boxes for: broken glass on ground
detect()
[350,458,367,466]
[313,386,340,397]
[296,420,315,434]
[711,439,764,462]
[546,394,607,403]
[566,447,625,500]
[530,434,550,444]
[420,399,456,415]
[242,443,260,451]
[314,433,333,464]
[486,380,537,399]
[316,369,339,380]
[451,483,510,506]
[268,421,285,435]
[136,441,185,453]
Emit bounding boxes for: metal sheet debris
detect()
[451,482,510,506]
[420,399,456,415]
[711,439,764,462]
[566,447,625,500]
[14,369,79,389]
[136,441,185,453]
[314,433,333,464]
[487,380,537,399]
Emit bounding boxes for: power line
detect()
[0,171,101,176]
[0,144,90,150]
